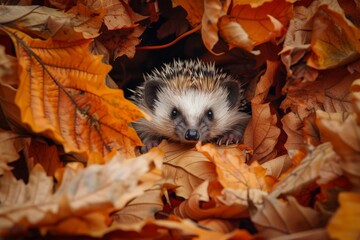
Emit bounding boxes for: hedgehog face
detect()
[149,86,238,143]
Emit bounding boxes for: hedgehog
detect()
[131,59,251,153]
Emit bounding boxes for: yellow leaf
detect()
[327,192,360,240]
[3,26,143,158]
[308,6,360,69]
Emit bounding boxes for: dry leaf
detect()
[201,0,230,55]
[112,182,164,224]
[316,110,360,191]
[160,141,217,199]
[173,0,204,26]
[173,180,250,220]
[261,154,293,178]
[3,26,143,158]
[25,138,63,176]
[244,103,280,163]
[197,143,275,192]
[269,228,329,240]
[225,0,292,48]
[0,149,162,236]
[251,196,322,238]
[327,192,360,240]
[270,142,340,198]
[308,6,360,69]
[98,26,145,59]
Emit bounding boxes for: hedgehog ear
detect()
[144,80,164,111]
[221,81,239,109]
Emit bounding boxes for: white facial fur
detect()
[141,86,249,142]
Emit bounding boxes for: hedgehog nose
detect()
[185,129,200,141]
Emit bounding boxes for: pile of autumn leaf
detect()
[0,0,359,239]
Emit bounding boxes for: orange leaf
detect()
[228,0,292,47]
[327,192,360,240]
[197,143,275,192]
[4,27,143,158]
[173,0,204,26]
[308,6,360,69]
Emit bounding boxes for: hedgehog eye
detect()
[206,109,214,121]
[170,108,179,119]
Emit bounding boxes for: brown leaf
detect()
[327,192,360,240]
[0,149,163,236]
[270,142,340,198]
[244,103,280,163]
[261,154,293,179]
[316,110,360,191]
[98,26,145,59]
[160,141,217,199]
[251,196,322,238]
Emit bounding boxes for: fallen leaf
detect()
[352,79,360,123]
[0,149,162,236]
[244,103,280,163]
[3,26,143,158]
[25,138,63,176]
[173,180,250,220]
[316,110,360,191]
[308,5,360,69]
[327,192,360,240]
[98,26,145,59]
[159,141,217,199]
[201,0,230,55]
[198,143,275,192]
[265,228,329,240]
[66,3,105,39]
[261,154,293,178]
[225,0,292,48]
[270,142,340,198]
[172,0,204,26]
[251,196,322,238]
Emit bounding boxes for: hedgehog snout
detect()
[185,129,200,141]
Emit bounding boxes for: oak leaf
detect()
[0,149,162,236]
[4,27,143,158]
[251,196,322,238]
[327,192,360,240]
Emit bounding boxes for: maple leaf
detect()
[0,149,162,236]
[327,192,360,240]
[2,26,143,158]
